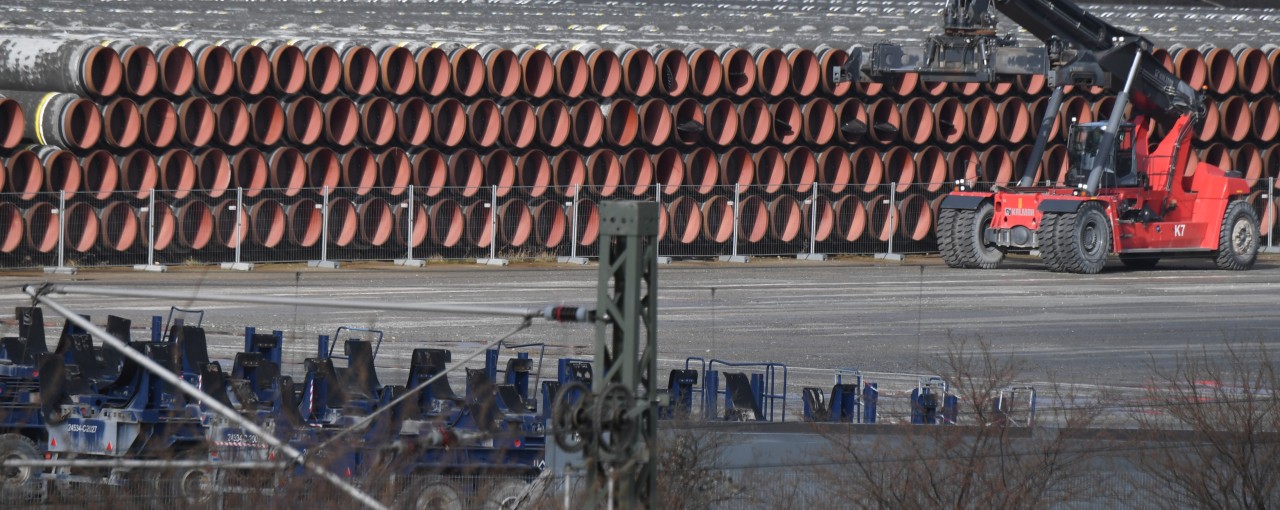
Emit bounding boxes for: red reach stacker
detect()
[838,0,1260,273]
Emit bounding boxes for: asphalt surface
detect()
[0,0,1276,49]
[3,253,1278,399]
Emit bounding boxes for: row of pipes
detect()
[0,191,1000,255]
[2,37,1279,103]
[3,84,1280,155]
[6,188,1275,256]
[5,141,1280,203]
[2,36,1280,263]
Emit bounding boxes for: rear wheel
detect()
[943,203,1003,269]
[0,434,41,502]
[1119,254,1160,269]
[936,208,964,267]
[1215,200,1260,270]
[1057,201,1110,274]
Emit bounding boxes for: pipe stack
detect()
[1,34,1279,265]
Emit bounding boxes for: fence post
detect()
[557,186,589,264]
[308,187,339,268]
[44,190,76,274]
[719,183,750,262]
[875,183,905,261]
[221,187,254,270]
[395,184,426,267]
[133,189,167,272]
[797,184,827,261]
[655,181,671,264]
[477,184,509,266]
[564,468,574,510]
[1266,177,1278,253]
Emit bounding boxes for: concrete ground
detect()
[3,252,1277,401]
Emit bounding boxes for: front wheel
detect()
[149,451,215,510]
[1215,200,1260,270]
[1056,202,1111,274]
[399,477,464,510]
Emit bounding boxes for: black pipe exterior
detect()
[1018,86,1065,187]
[0,37,121,96]
[0,89,100,150]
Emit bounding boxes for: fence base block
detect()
[131,264,168,273]
[874,253,905,262]
[476,257,509,266]
[43,266,77,275]
[307,260,340,269]
[657,256,672,265]
[796,253,828,261]
[394,259,426,267]
[718,255,750,263]
[1263,246,1280,253]
[557,256,591,265]
[220,262,254,271]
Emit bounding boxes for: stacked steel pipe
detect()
[1,34,1279,264]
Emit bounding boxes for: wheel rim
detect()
[1080,218,1103,256]
[1,452,31,485]
[977,209,998,251]
[1231,218,1256,254]
[179,468,211,503]
[485,480,530,510]
[416,483,462,510]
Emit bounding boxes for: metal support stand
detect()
[477,184,509,266]
[308,187,339,268]
[1265,177,1279,253]
[797,185,828,261]
[875,183,905,261]
[221,187,254,270]
[395,184,426,267]
[44,190,76,275]
[718,183,750,263]
[558,187,590,264]
[586,201,660,509]
[654,182,671,264]
[133,189,166,272]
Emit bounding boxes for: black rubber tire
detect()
[151,451,214,510]
[948,203,1003,269]
[1038,212,1066,272]
[1119,254,1160,269]
[1057,201,1111,274]
[936,208,964,268]
[1214,200,1260,270]
[0,434,41,501]
[482,478,529,510]
[400,478,464,510]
